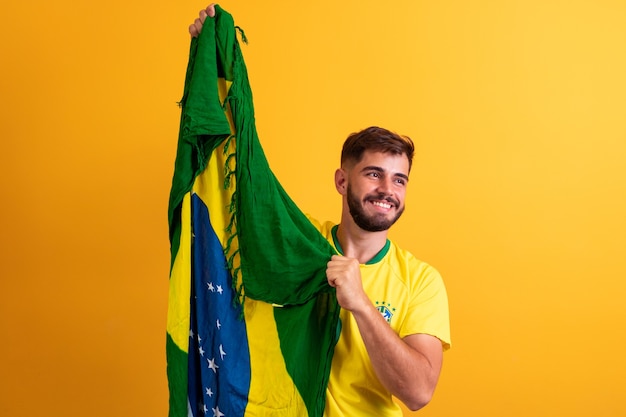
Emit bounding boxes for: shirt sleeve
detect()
[399,261,451,350]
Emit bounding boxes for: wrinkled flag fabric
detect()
[166,5,340,417]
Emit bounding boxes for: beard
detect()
[347,184,405,232]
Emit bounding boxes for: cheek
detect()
[395,187,407,202]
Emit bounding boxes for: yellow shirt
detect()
[312,220,451,417]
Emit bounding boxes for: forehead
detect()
[351,150,410,175]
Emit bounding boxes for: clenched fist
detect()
[326,255,369,312]
[189,4,216,37]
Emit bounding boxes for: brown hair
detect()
[341,126,415,171]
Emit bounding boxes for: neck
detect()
[336,220,389,264]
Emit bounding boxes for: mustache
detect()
[365,193,400,207]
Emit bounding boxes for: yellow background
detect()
[1,1,625,416]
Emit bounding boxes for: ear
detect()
[334,168,347,195]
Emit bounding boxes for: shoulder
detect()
[305,215,335,241]
[388,242,451,348]
[386,241,444,291]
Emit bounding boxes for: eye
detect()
[367,171,381,178]
[394,178,407,186]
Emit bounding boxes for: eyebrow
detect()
[360,166,410,182]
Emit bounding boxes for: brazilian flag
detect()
[166,5,340,417]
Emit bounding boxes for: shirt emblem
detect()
[375,300,396,324]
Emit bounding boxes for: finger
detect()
[189,18,203,37]
[326,277,337,288]
[326,264,338,286]
[326,265,342,278]
[206,3,216,17]
[189,23,199,37]
[199,9,208,24]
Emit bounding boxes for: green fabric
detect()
[274,293,341,417]
[167,5,341,417]
[167,11,231,271]
[165,333,187,417]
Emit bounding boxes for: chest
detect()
[358,263,411,330]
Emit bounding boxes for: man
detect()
[311,127,450,416]
[189,5,451,416]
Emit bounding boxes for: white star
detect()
[199,346,205,356]
[206,387,213,397]
[207,358,219,373]
[219,344,226,360]
[189,329,195,339]
[212,406,225,417]
[197,335,202,343]
[207,282,215,292]
[216,319,221,330]
[203,404,208,414]
[216,285,223,294]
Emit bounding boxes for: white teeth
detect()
[372,201,392,209]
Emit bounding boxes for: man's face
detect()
[344,151,410,232]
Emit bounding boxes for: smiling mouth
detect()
[371,200,393,210]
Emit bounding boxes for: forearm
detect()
[351,303,441,411]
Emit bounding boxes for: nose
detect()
[376,176,394,195]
